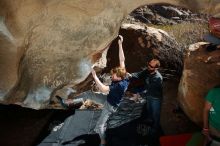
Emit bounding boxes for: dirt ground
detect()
[161,79,200,135]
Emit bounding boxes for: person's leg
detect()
[146,96,153,122]
[146,96,161,146]
[209,125,220,146]
[151,97,161,132]
[95,102,116,145]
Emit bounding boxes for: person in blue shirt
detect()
[91,35,129,146]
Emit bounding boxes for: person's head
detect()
[110,67,127,81]
[147,58,160,73]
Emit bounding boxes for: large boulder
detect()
[0,0,219,109]
[72,23,183,96]
[178,42,220,125]
[106,23,183,78]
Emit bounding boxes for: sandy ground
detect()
[161,80,200,135]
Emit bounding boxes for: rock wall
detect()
[105,23,183,78]
[178,43,220,125]
[71,23,183,98]
[0,0,219,109]
[0,0,126,109]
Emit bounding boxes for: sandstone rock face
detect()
[106,23,183,78]
[0,16,17,99]
[0,0,219,109]
[72,23,183,97]
[178,43,220,125]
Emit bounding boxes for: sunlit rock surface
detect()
[0,0,219,109]
[178,42,220,125]
[106,23,183,77]
[62,23,184,103]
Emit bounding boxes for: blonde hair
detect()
[110,67,127,79]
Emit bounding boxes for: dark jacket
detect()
[131,69,163,99]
